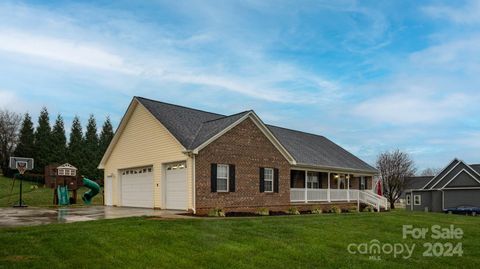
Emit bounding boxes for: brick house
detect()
[98,97,387,214]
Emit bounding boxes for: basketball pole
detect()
[13,173,27,208]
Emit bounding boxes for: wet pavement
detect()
[0,206,188,228]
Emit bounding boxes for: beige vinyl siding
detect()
[103,102,193,209]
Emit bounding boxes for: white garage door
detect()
[165,162,187,210]
[121,166,154,208]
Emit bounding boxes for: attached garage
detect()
[120,166,154,208]
[164,162,188,210]
[444,189,480,208]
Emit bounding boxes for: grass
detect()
[0,176,103,207]
[0,211,479,268]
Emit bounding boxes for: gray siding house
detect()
[405,159,480,212]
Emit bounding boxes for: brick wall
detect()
[195,117,291,214]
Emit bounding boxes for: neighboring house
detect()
[405,159,480,212]
[398,176,433,205]
[98,97,387,214]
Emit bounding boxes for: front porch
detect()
[290,170,388,210]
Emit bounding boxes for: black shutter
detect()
[211,163,217,192]
[359,176,362,190]
[274,168,279,193]
[229,164,235,192]
[318,172,322,189]
[259,167,265,192]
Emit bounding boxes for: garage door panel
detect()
[121,167,153,208]
[444,189,480,208]
[165,162,187,210]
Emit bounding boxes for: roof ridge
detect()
[203,110,252,123]
[267,124,326,139]
[135,96,225,117]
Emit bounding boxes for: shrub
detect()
[348,206,358,213]
[311,207,323,214]
[363,205,375,212]
[330,206,341,214]
[255,208,270,216]
[286,207,300,215]
[208,208,225,217]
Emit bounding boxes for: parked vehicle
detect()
[443,206,480,215]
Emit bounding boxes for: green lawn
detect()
[0,176,103,207]
[0,211,479,268]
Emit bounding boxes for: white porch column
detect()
[304,171,308,203]
[347,174,350,202]
[327,172,331,202]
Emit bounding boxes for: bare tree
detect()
[376,149,416,209]
[0,110,22,175]
[420,167,441,177]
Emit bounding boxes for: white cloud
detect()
[409,37,480,73]
[423,0,480,24]
[352,90,473,124]
[0,29,137,74]
[0,89,40,114]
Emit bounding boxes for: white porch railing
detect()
[290,188,389,211]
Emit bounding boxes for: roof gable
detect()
[443,170,480,188]
[191,111,296,163]
[421,159,480,190]
[188,111,251,149]
[422,159,460,189]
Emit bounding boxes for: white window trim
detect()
[307,172,319,189]
[406,194,411,205]
[414,195,421,205]
[264,168,274,192]
[217,164,229,192]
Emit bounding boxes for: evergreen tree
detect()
[68,116,84,173]
[13,113,35,159]
[99,116,114,157]
[51,115,67,163]
[84,115,99,179]
[34,107,52,173]
[98,116,114,179]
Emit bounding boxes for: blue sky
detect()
[1,0,479,171]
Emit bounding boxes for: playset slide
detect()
[57,186,70,206]
[82,177,100,205]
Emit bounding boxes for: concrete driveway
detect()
[0,206,188,228]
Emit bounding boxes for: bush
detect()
[348,206,358,213]
[208,208,225,217]
[255,208,270,216]
[330,206,341,214]
[363,205,375,212]
[286,207,300,215]
[311,207,323,214]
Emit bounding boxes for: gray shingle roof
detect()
[136,96,377,173]
[137,97,223,148]
[405,176,434,190]
[267,125,377,173]
[188,111,251,149]
[470,164,480,175]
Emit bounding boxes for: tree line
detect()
[0,108,114,179]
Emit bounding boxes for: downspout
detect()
[192,154,196,214]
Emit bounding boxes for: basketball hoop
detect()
[8,157,34,208]
[16,162,27,175]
